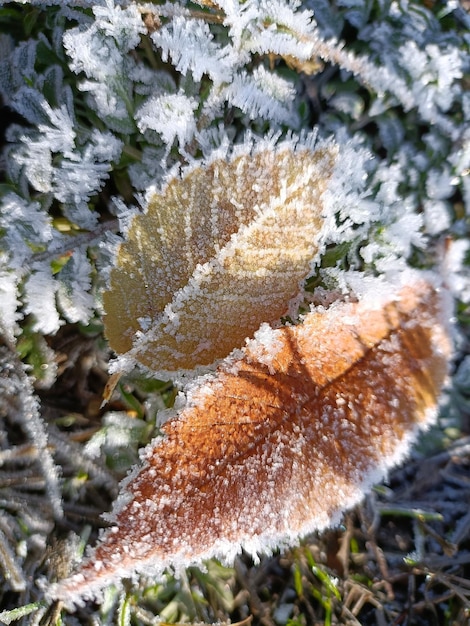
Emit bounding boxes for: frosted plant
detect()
[0,0,468,623]
[0,333,62,519]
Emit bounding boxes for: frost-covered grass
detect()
[0,0,469,624]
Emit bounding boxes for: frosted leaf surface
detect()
[49,274,452,607]
[103,134,339,375]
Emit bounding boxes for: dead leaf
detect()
[102,136,338,375]
[49,274,452,607]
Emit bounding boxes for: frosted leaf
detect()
[377,114,405,153]
[92,0,145,52]
[0,193,53,269]
[240,26,309,60]
[224,66,297,124]
[37,101,76,155]
[449,124,470,178]
[63,2,145,124]
[380,212,425,259]
[425,166,455,201]
[398,42,463,115]
[336,0,370,29]
[11,97,76,191]
[9,94,120,223]
[4,0,102,4]
[423,200,451,236]
[49,274,452,607]
[128,145,168,192]
[56,249,95,324]
[136,93,198,147]
[329,92,364,120]
[443,239,470,303]
[12,99,76,193]
[9,84,56,125]
[0,264,21,341]
[51,129,123,223]
[79,78,130,122]
[152,16,235,85]
[24,263,61,335]
[63,2,145,79]
[222,0,316,59]
[103,133,339,375]
[84,412,147,462]
[62,202,100,231]
[318,138,382,246]
[13,141,52,193]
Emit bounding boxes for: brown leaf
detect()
[49,275,452,607]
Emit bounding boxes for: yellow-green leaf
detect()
[103,135,338,375]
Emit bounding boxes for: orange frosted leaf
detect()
[102,136,338,375]
[50,275,452,607]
